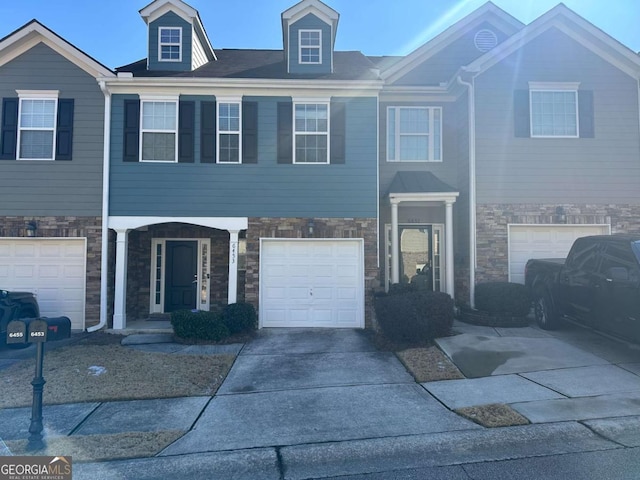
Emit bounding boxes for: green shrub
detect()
[171,309,230,341]
[474,282,531,316]
[222,302,257,334]
[374,289,454,344]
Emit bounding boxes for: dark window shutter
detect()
[242,101,258,164]
[55,99,74,160]
[330,101,346,164]
[277,101,292,164]
[578,90,594,138]
[201,101,216,163]
[514,90,530,138]
[0,98,18,160]
[178,100,195,163]
[123,99,140,162]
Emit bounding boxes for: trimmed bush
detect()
[222,302,257,334]
[374,289,454,344]
[474,282,532,317]
[171,309,230,341]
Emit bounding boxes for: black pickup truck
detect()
[0,289,40,346]
[525,235,640,343]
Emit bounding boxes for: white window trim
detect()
[293,101,330,165]
[528,82,580,139]
[158,26,182,63]
[216,96,242,164]
[139,95,179,163]
[16,90,59,161]
[386,106,442,163]
[299,29,322,65]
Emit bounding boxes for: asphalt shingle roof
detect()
[387,171,458,196]
[117,49,380,81]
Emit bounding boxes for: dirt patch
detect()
[0,341,236,408]
[5,431,184,462]
[455,403,530,428]
[396,346,465,383]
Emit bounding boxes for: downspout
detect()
[457,73,477,308]
[88,80,111,332]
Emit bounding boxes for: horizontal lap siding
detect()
[109,95,378,218]
[0,43,104,215]
[475,28,640,205]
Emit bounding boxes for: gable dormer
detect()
[139,0,215,72]
[281,0,339,75]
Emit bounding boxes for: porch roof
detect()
[387,171,457,196]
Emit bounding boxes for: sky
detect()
[0,0,638,70]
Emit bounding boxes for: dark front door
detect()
[165,241,198,312]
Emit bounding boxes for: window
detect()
[159,27,181,62]
[140,99,178,162]
[218,102,241,163]
[299,30,321,64]
[387,107,442,162]
[294,103,328,164]
[17,93,58,160]
[530,90,578,137]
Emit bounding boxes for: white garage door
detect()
[260,239,364,328]
[0,239,86,330]
[508,225,610,284]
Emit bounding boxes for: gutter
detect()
[457,73,477,308]
[87,80,111,332]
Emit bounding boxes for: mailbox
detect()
[44,317,72,342]
[5,317,71,344]
[6,319,28,344]
[28,319,49,343]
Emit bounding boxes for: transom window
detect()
[159,27,182,62]
[218,102,241,163]
[17,92,58,160]
[530,89,578,137]
[299,30,321,64]
[140,100,177,162]
[294,103,328,164]
[387,106,442,162]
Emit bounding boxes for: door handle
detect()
[192,274,198,284]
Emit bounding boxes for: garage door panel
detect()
[260,239,364,328]
[509,225,609,284]
[0,239,86,330]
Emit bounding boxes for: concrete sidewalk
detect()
[1,322,640,479]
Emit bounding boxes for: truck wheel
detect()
[535,293,558,330]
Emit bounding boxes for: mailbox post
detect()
[5,316,71,450]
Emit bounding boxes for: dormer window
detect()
[159,27,182,62]
[299,30,321,64]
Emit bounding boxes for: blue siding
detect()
[148,12,192,72]
[0,43,104,216]
[288,14,332,75]
[109,95,378,218]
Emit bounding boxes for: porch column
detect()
[113,229,129,330]
[445,200,455,297]
[228,230,239,304]
[391,200,400,284]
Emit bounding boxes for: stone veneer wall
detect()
[0,216,102,327]
[476,204,640,283]
[244,217,379,328]
[125,224,230,320]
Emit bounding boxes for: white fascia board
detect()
[109,216,248,231]
[382,3,523,83]
[468,5,640,79]
[140,0,197,24]
[282,0,339,48]
[389,192,459,204]
[0,22,114,78]
[99,76,384,97]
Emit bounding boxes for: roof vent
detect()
[474,29,498,52]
